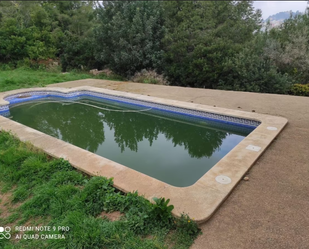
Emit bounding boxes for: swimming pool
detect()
[6,95,256,187]
[0,85,287,222]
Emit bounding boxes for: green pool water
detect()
[9,97,253,187]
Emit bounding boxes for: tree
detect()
[0,1,98,70]
[0,1,56,63]
[94,1,165,76]
[47,1,99,71]
[162,1,262,88]
[265,13,309,84]
[218,33,293,94]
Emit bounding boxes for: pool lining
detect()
[1,90,260,129]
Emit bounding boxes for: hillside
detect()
[264,11,302,27]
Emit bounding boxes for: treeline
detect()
[0,1,309,95]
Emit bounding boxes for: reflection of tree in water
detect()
[11,98,227,158]
[11,101,105,152]
[102,109,227,158]
[162,124,227,158]
[103,111,160,153]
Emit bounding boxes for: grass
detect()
[0,67,201,248]
[0,67,123,92]
[0,131,200,248]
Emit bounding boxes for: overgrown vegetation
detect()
[0,131,200,248]
[1,0,309,94]
[290,83,309,96]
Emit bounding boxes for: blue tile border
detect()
[1,90,261,129]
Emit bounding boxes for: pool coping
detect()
[0,86,288,223]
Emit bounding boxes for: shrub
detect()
[290,83,309,96]
[130,69,168,85]
[0,63,14,71]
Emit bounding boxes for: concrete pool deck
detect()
[1,79,308,248]
[47,79,309,249]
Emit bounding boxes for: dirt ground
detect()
[49,79,309,249]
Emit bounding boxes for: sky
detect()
[253,1,308,20]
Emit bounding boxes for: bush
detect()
[0,63,13,71]
[16,58,32,69]
[131,69,168,85]
[290,83,309,96]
